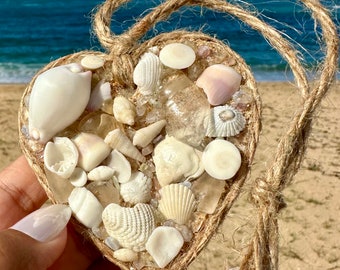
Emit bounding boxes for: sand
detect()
[0,81,339,269]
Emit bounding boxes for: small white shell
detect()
[204,105,246,137]
[158,184,196,225]
[159,43,196,69]
[104,129,145,162]
[86,80,111,111]
[72,132,111,172]
[133,52,161,95]
[113,248,138,262]
[153,136,202,186]
[120,172,152,204]
[146,226,184,268]
[102,203,155,252]
[68,167,87,187]
[196,64,241,106]
[202,139,241,180]
[113,96,136,126]
[80,55,105,70]
[133,119,166,148]
[44,137,79,179]
[68,187,104,228]
[29,63,92,143]
[104,149,131,183]
[88,165,115,181]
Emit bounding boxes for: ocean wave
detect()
[0,62,43,83]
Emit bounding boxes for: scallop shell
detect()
[104,129,145,162]
[113,96,136,126]
[133,52,161,95]
[133,119,166,148]
[72,132,111,172]
[153,136,202,187]
[158,184,196,225]
[204,105,246,137]
[28,63,92,143]
[86,80,111,111]
[196,64,241,106]
[120,171,152,204]
[102,203,155,252]
[159,43,196,69]
[68,187,104,228]
[202,139,241,180]
[44,137,79,179]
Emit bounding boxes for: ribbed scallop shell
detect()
[102,203,155,252]
[158,184,196,225]
[133,52,161,95]
[204,105,246,137]
[120,172,152,204]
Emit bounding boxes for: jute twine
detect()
[18,0,338,269]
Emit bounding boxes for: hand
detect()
[0,156,119,270]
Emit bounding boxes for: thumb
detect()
[0,204,71,270]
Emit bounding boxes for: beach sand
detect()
[0,82,339,269]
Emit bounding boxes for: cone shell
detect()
[120,171,152,204]
[113,96,136,126]
[204,105,246,137]
[28,63,92,143]
[133,52,161,95]
[102,203,155,252]
[133,119,166,148]
[158,184,196,225]
[104,129,145,162]
[196,64,241,106]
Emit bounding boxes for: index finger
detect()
[0,155,47,229]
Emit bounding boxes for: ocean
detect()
[0,0,339,83]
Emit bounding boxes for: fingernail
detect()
[11,204,71,242]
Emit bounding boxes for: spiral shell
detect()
[158,184,196,225]
[102,203,155,252]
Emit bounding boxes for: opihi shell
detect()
[158,184,196,225]
[113,96,136,126]
[204,105,246,137]
[104,129,145,162]
[196,64,241,106]
[28,63,92,143]
[133,119,166,148]
[133,52,161,95]
[102,203,155,252]
[120,171,152,204]
[202,139,241,180]
[153,136,203,187]
[44,137,79,179]
[159,43,196,69]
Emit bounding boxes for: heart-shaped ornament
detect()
[18,1,261,269]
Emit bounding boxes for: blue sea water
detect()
[0,0,339,83]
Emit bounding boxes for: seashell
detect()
[80,55,105,70]
[88,165,115,181]
[133,52,161,95]
[153,136,202,187]
[159,43,196,69]
[133,119,166,148]
[113,248,138,262]
[86,80,112,111]
[120,171,152,204]
[102,203,155,252]
[104,149,131,183]
[28,63,92,143]
[72,132,111,171]
[158,184,196,225]
[112,96,136,126]
[202,139,241,180]
[104,129,145,162]
[44,137,79,179]
[145,226,184,268]
[68,187,104,228]
[204,105,246,137]
[196,64,242,106]
[68,167,87,187]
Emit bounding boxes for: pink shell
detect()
[196,64,241,106]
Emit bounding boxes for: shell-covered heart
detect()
[18,2,261,269]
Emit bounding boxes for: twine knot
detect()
[108,53,135,87]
